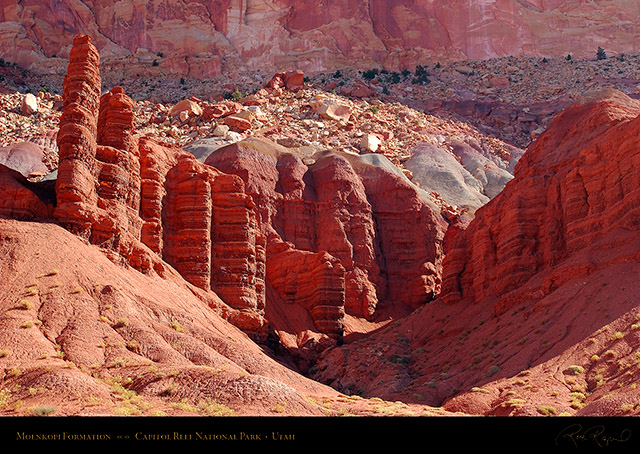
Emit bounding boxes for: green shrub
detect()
[362,68,379,80]
[565,365,584,375]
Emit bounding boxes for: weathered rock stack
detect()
[51,35,268,335]
[54,35,102,238]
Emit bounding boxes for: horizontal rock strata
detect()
[441,90,640,315]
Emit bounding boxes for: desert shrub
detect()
[537,405,558,416]
[29,405,56,416]
[565,365,584,375]
[362,68,379,80]
[412,65,430,85]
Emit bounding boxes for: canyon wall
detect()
[1,1,639,77]
[440,89,640,316]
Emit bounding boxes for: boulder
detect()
[21,93,38,115]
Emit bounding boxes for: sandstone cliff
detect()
[2,1,639,77]
[314,89,640,416]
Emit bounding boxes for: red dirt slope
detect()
[0,217,455,416]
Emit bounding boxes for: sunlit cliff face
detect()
[2,0,640,77]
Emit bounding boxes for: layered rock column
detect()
[54,35,101,237]
[52,35,268,335]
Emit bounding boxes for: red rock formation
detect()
[49,36,268,336]
[0,164,54,220]
[204,139,448,332]
[3,1,640,77]
[313,90,640,412]
[54,34,101,238]
[267,240,346,340]
[441,89,640,316]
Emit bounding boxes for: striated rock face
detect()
[266,241,346,340]
[312,89,640,413]
[2,1,640,77]
[203,139,448,331]
[441,89,640,316]
[54,34,102,238]
[49,35,268,336]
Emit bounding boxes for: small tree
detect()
[596,47,607,60]
[362,68,379,80]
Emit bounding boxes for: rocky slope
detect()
[2,0,640,79]
[313,89,640,416]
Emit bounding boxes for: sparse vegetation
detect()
[29,405,56,416]
[611,331,624,341]
[17,299,32,310]
[621,403,635,412]
[114,317,130,328]
[570,392,586,409]
[362,68,379,80]
[0,388,11,408]
[537,405,558,416]
[170,320,185,333]
[501,398,526,407]
[565,365,584,375]
[411,65,430,85]
[471,387,490,394]
[389,354,411,365]
[195,399,234,416]
[87,396,101,406]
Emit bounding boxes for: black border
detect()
[1,416,639,448]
